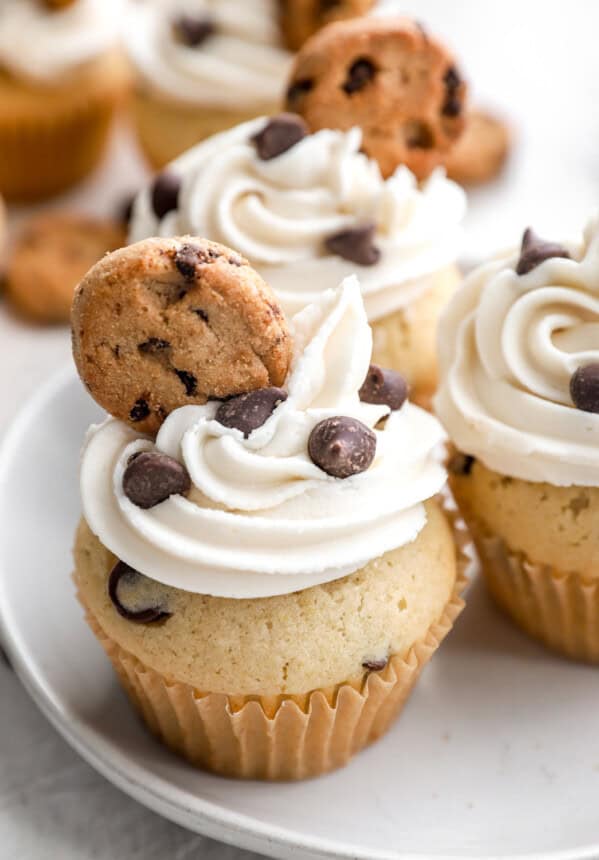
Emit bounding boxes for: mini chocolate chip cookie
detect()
[278,0,376,51]
[445,109,511,186]
[72,236,292,434]
[5,212,125,324]
[285,16,467,180]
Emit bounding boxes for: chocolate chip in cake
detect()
[251,114,309,160]
[216,387,288,438]
[448,452,475,476]
[123,450,191,509]
[516,228,570,276]
[325,223,380,266]
[308,416,376,478]
[404,120,434,149]
[129,398,150,423]
[138,337,171,355]
[362,657,388,671]
[172,13,215,47]
[342,57,376,95]
[108,561,172,624]
[151,171,181,219]
[359,365,408,411]
[570,363,599,413]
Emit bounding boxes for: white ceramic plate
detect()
[1,370,599,860]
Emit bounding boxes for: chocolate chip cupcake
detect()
[129,114,466,407]
[72,235,466,779]
[435,216,599,662]
[0,0,129,201]
[125,0,293,169]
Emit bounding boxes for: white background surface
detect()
[1,1,599,857]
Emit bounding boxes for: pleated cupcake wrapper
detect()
[467,516,599,664]
[0,74,126,202]
[78,502,469,781]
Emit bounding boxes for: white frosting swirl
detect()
[435,214,599,487]
[129,118,466,322]
[81,277,447,598]
[0,0,123,82]
[125,0,291,109]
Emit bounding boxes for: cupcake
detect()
[435,217,599,662]
[0,0,129,202]
[72,235,465,779]
[129,115,466,407]
[125,0,293,168]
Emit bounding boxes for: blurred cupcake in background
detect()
[436,215,599,662]
[0,0,129,201]
[125,0,293,168]
[129,114,466,406]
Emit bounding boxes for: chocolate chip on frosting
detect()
[172,14,215,47]
[308,416,376,478]
[516,228,570,276]
[359,365,408,410]
[108,561,172,624]
[216,387,288,438]
[251,114,309,160]
[570,363,599,414]
[123,451,191,509]
[324,223,380,266]
[151,171,181,219]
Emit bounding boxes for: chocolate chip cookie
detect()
[72,237,292,434]
[285,17,467,180]
[445,109,511,186]
[278,0,376,51]
[5,212,125,324]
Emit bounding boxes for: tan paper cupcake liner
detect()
[132,90,277,169]
[468,517,599,664]
[0,64,128,201]
[78,503,469,781]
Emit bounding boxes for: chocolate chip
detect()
[343,58,376,95]
[193,308,209,322]
[151,171,180,219]
[130,399,150,422]
[308,416,376,479]
[108,561,172,624]
[570,363,599,413]
[216,387,288,438]
[448,452,475,476]
[362,658,388,671]
[516,228,571,276]
[286,78,314,105]
[359,365,408,411]
[404,120,434,149]
[324,223,380,266]
[172,14,215,47]
[442,66,463,117]
[175,370,197,396]
[174,243,201,280]
[123,451,191,509]
[138,337,170,354]
[251,114,308,160]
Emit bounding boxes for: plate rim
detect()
[1,367,599,860]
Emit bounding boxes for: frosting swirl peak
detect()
[81,277,447,598]
[129,117,466,322]
[435,214,599,487]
